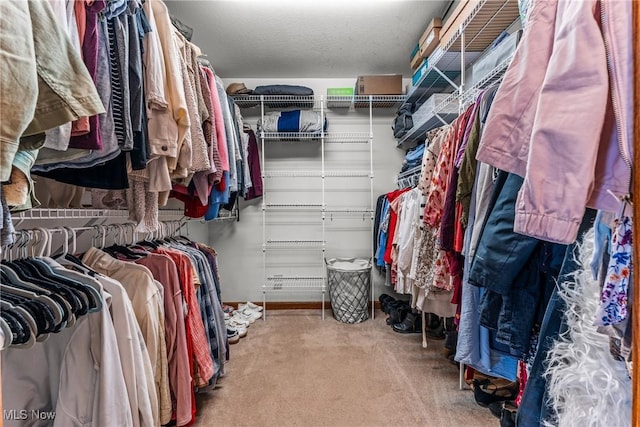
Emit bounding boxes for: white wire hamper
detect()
[326,258,371,324]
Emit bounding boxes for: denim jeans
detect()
[517,209,596,426]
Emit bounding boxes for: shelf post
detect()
[369,95,376,320]
[321,95,327,319]
[459,27,466,114]
[260,95,268,318]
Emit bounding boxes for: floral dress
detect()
[595,216,633,326]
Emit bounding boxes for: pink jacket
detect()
[476,0,633,244]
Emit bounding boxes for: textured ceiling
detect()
[165,1,451,79]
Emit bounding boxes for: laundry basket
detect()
[326,258,371,324]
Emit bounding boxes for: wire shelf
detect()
[396,108,458,149]
[326,95,406,109]
[265,203,323,209]
[264,170,370,178]
[397,165,423,188]
[261,132,323,141]
[324,208,374,214]
[400,0,519,111]
[264,240,325,249]
[397,165,422,179]
[204,210,238,222]
[232,95,316,109]
[324,170,371,178]
[397,52,515,150]
[324,132,371,143]
[444,0,520,53]
[12,208,130,220]
[11,208,187,221]
[263,276,326,290]
[460,53,514,108]
[264,170,322,178]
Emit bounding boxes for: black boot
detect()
[387,301,410,325]
[392,311,422,334]
[426,315,445,339]
[379,294,396,314]
[444,317,458,351]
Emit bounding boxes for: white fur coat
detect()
[544,229,631,427]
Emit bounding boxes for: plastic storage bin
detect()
[411,93,458,127]
[326,258,371,324]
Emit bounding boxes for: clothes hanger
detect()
[10,258,90,317]
[57,226,97,275]
[136,229,160,249]
[0,294,53,342]
[0,266,73,328]
[0,280,64,330]
[26,226,101,312]
[0,316,14,350]
[0,300,40,344]
[7,236,90,318]
[1,310,36,348]
[26,253,103,314]
[103,224,146,260]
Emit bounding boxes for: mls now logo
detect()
[3,410,28,420]
[4,410,56,421]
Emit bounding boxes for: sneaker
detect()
[230,312,251,327]
[221,304,235,314]
[226,319,248,338]
[239,301,263,312]
[227,328,240,344]
[239,307,262,322]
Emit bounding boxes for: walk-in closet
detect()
[0,0,636,426]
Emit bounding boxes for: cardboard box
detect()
[327,87,354,96]
[410,43,420,60]
[419,18,442,58]
[440,0,478,50]
[356,75,403,95]
[410,48,423,70]
[439,0,519,52]
[440,0,472,36]
[411,59,429,86]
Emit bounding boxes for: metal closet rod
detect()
[2,220,188,260]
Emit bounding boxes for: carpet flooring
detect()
[193,309,498,427]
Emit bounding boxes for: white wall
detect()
[208,78,408,304]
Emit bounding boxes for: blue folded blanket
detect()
[258,110,328,133]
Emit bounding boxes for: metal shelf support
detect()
[432,66,460,91]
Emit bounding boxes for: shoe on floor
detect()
[239,301,263,312]
[425,315,445,339]
[392,311,422,334]
[221,304,235,314]
[233,308,262,323]
[500,402,517,427]
[226,319,248,338]
[230,312,252,327]
[379,294,396,314]
[487,401,516,420]
[472,379,519,407]
[388,301,410,325]
[227,328,240,344]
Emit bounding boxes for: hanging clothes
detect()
[1,257,135,427]
[81,247,173,424]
